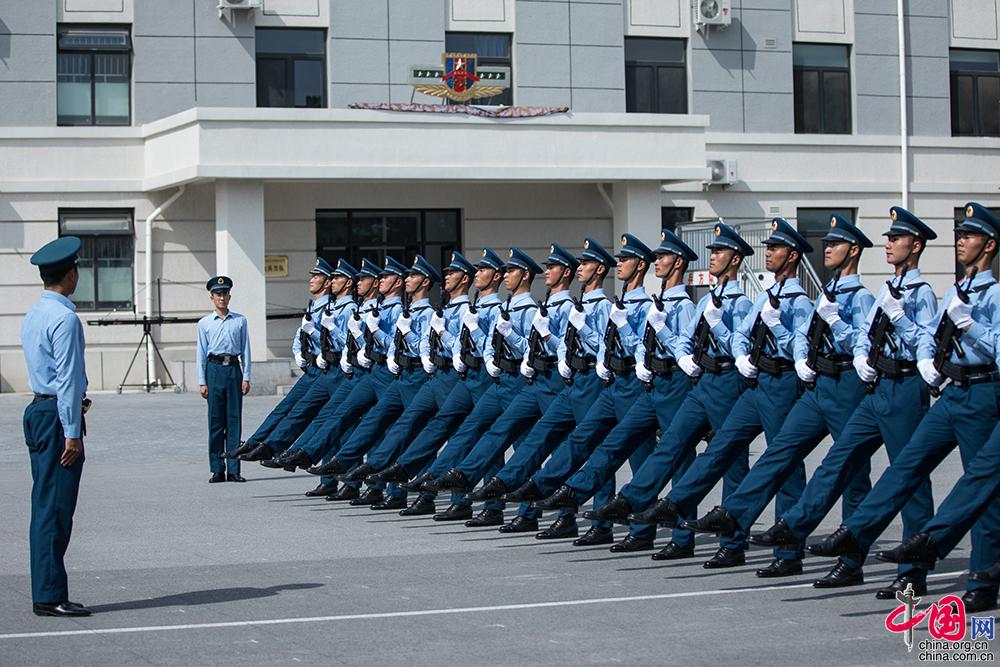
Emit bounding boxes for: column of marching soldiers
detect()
[224,204,1000,614]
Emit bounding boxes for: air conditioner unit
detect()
[694,0,732,27]
[218,0,260,11]
[706,158,737,186]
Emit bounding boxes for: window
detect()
[661,206,694,233]
[625,38,687,114]
[57,25,131,126]
[793,43,851,134]
[316,210,462,287]
[950,49,1000,137]
[444,32,512,106]
[797,208,856,289]
[953,207,1000,278]
[256,28,326,108]
[59,210,135,311]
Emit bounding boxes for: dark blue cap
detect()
[206,275,233,292]
[332,258,359,280]
[310,257,335,277]
[381,256,408,277]
[823,213,873,248]
[655,229,698,262]
[409,253,442,283]
[545,242,580,271]
[444,250,477,277]
[505,247,543,275]
[707,222,754,256]
[577,237,616,268]
[478,247,504,271]
[358,257,381,279]
[958,202,1000,239]
[763,217,814,254]
[615,233,655,263]
[30,236,81,273]
[885,206,938,240]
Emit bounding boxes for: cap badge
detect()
[621,235,628,247]
[508,249,514,258]
[217,277,225,285]
[771,220,779,231]
[830,217,837,227]
[967,205,975,218]
[314,258,320,266]
[413,256,419,265]
[890,209,898,221]
[714,225,722,237]
[482,249,488,257]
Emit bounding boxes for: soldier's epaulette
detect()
[509,304,536,312]
[834,285,864,295]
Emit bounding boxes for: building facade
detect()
[1,0,998,392]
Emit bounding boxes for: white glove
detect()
[421,354,436,375]
[486,358,501,378]
[761,300,781,328]
[396,314,412,335]
[356,349,372,368]
[568,307,586,330]
[386,357,401,375]
[816,295,841,326]
[596,360,613,382]
[365,311,381,333]
[795,358,816,384]
[431,312,446,335]
[917,358,943,387]
[635,358,653,383]
[462,310,480,333]
[348,316,362,337]
[531,313,551,338]
[558,358,572,379]
[853,355,876,383]
[703,299,723,328]
[320,310,337,332]
[340,354,353,375]
[301,316,316,334]
[316,355,329,370]
[736,354,759,379]
[881,292,905,322]
[294,351,308,369]
[947,295,974,329]
[678,354,702,378]
[646,308,667,333]
[609,304,629,329]
[495,316,513,338]
[520,358,536,379]
[452,352,467,374]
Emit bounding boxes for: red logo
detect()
[885,584,967,652]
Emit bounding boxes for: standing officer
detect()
[22,236,91,617]
[197,276,252,483]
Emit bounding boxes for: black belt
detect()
[874,357,917,379]
[32,393,56,404]
[649,357,678,376]
[756,355,795,376]
[397,356,422,371]
[321,350,342,364]
[812,354,853,378]
[529,354,557,373]
[208,354,241,365]
[461,352,483,369]
[607,356,636,374]
[569,354,597,372]
[940,361,999,387]
[496,356,522,375]
[431,354,452,370]
[369,350,388,364]
[699,355,735,374]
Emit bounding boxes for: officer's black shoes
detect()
[349,488,383,506]
[534,485,580,512]
[226,473,246,483]
[259,458,283,469]
[756,558,803,578]
[610,535,655,553]
[33,601,91,617]
[426,469,471,493]
[748,519,798,548]
[626,497,679,528]
[309,457,345,477]
[806,526,862,559]
[875,532,939,570]
[971,561,1000,585]
[651,541,695,561]
[498,516,539,533]
[961,589,999,614]
[874,574,928,600]
[702,546,746,569]
[305,482,337,497]
[400,471,434,492]
[573,526,614,547]
[433,504,473,522]
[399,496,436,516]
[209,471,226,483]
[326,485,360,502]
[812,560,864,588]
[464,477,508,502]
[535,515,579,540]
[240,443,273,461]
[682,506,739,536]
[338,463,376,483]
[370,495,407,511]
[368,463,410,485]
[225,441,256,459]
[583,494,633,523]
[466,509,505,527]
[280,448,313,472]
[501,480,544,503]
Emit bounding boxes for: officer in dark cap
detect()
[21,236,91,616]
[752,205,939,597]
[197,276,252,483]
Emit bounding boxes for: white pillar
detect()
[215,179,268,361]
[612,181,662,294]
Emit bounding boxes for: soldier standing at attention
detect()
[197,276,252,483]
[21,236,91,617]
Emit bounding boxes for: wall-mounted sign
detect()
[265,255,288,278]
[410,52,510,102]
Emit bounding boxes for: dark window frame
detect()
[444,32,513,107]
[950,49,1000,137]
[56,24,132,127]
[58,208,136,312]
[661,206,694,233]
[255,27,328,109]
[625,37,688,114]
[793,43,852,135]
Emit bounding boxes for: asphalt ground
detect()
[0,391,994,666]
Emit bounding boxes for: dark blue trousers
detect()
[244,366,318,446]
[206,361,243,475]
[23,399,83,604]
[843,381,1000,592]
[294,373,364,486]
[263,368,347,453]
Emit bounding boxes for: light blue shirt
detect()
[389,297,434,359]
[352,298,378,356]
[537,289,574,358]
[371,296,403,355]
[319,295,358,354]
[291,293,331,358]
[558,288,610,361]
[918,269,1000,367]
[22,291,88,439]
[854,268,937,362]
[677,279,754,358]
[733,277,812,360]
[793,274,875,361]
[197,310,251,384]
[422,294,471,357]
[484,291,537,364]
[465,292,503,360]
[636,284,696,363]
[599,287,652,361]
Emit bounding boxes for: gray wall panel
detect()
[856,94,900,134]
[134,82,196,123]
[0,82,55,125]
[194,82,255,108]
[0,34,54,82]
[571,45,623,90]
[741,50,793,94]
[194,36,254,84]
[389,0,446,41]
[743,91,794,132]
[329,37,389,84]
[690,47,743,92]
[909,96,951,136]
[691,90,745,131]
[133,36,195,84]
[330,0,388,39]
[518,43,571,87]
[388,39,446,85]
[568,86,624,112]
[516,0,570,45]
[570,1,624,46]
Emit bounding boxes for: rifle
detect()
[932,266,977,373]
[803,271,841,390]
[691,276,730,381]
[602,283,629,385]
[362,293,385,360]
[428,290,450,371]
[392,290,412,376]
[746,278,786,388]
[641,278,669,392]
[345,290,362,368]
[525,289,552,384]
[319,297,335,368]
[864,272,906,393]
[562,284,586,386]
[457,290,479,379]
[490,295,514,383]
[299,299,317,367]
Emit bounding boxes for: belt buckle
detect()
[222,357,230,366]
